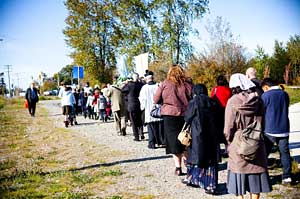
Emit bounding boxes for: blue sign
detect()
[73,66,84,79]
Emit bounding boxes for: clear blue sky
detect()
[0,0,299,89]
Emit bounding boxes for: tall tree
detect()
[150,0,209,64]
[64,0,117,84]
[269,40,290,83]
[253,46,269,79]
[287,34,300,84]
[204,16,247,75]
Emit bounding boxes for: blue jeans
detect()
[264,134,291,179]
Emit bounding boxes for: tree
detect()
[55,65,73,85]
[64,0,209,82]
[149,0,209,63]
[64,0,118,85]
[287,34,300,84]
[269,40,290,84]
[186,17,248,88]
[204,17,248,75]
[253,46,270,79]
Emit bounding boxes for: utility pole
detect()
[4,65,12,97]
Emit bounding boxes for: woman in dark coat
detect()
[182,84,218,194]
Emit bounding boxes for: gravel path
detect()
[40,100,296,199]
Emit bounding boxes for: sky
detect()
[0,0,299,90]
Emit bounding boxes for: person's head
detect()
[192,84,208,96]
[65,86,72,92]
[60,81,65,87]
[245,67,257,79]
[30,82,35,89]
[167,64,186,85]
[216,75,228,86]
[229,73,255,94]
[85,82,90,87]
[145,71,154,83]
[132,72,139,82]
[261,78,276,92]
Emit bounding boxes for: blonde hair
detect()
[167,64,186,85]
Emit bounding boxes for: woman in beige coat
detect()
[224,73,271,199]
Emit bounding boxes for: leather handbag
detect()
[150,104,162,118]
[178,123,192,147]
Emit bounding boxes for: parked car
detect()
[43,90,57,96]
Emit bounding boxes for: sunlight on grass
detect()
[0,97,126,198]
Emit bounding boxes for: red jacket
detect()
[211,86,231,108]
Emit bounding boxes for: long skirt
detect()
[186,164,217,191]
[227,170,272,195]
[163,115,185,154]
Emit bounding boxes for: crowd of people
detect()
[53,64,293,199]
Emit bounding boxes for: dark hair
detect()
[231,86,243,95]
[216,75,228,86]
[261,78,276,88]
[192,84,208,96]
[65,86,72,91]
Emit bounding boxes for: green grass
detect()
[285,87,300,105]
[0,96,127,198]
[0,159,17,170]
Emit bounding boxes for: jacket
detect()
[153,80,192,116]
[25,87,39,103]
[61,91,76,106]
[122,81,144,112]
[139,81,162,123]
[210,86,231,108]
[224,91,267,174]
[104,84,125,114]
[184,94,218,167]
[261,87,290,135]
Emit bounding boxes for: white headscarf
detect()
[229,73,255,90]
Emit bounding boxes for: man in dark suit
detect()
[122,73,144,141]
[25,82,39,117]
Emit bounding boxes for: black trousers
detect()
[28,101,36,116]
[129,111,143,139]
[147,121,165,147]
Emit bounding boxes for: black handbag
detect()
[150,104,162,118]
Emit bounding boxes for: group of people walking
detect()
[27,63,292,198]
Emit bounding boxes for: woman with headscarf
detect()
[153,64,192,176]
[182,84,219,195]
[224,73,271,199]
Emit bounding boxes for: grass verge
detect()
[0,97,125,198]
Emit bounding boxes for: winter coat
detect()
[184,94,218,167]
[122,81,144,112]
[139,81,163,123]
[224,91,267,174]
[153,80,192,116]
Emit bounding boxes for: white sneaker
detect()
[282,177,292,184]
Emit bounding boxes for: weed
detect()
[291,159,299,174]
[8,143,17,149]
[71,172,95,185]
[101,169,124,177]
[107,195,122,199]
[0,159,17,170]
